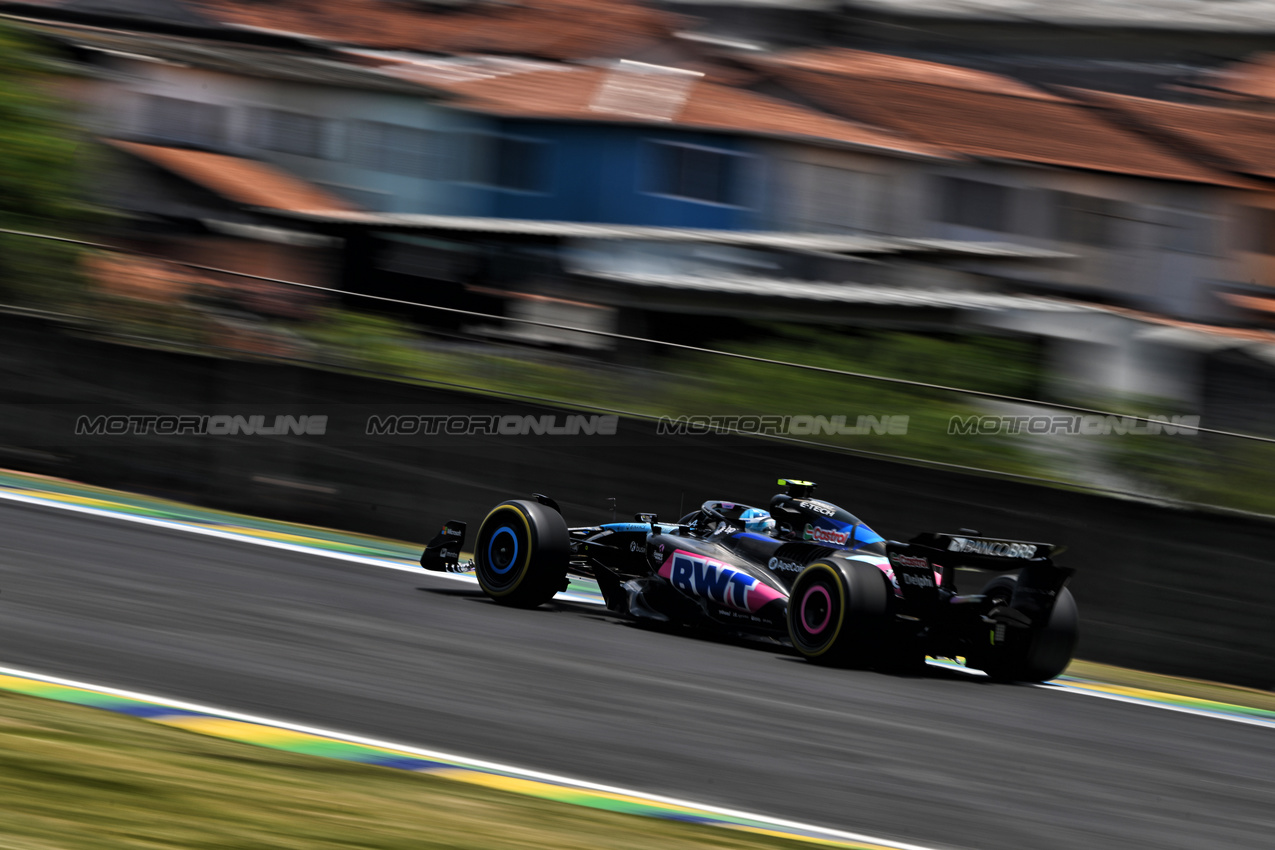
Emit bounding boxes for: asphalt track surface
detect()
[1,499,1271,850]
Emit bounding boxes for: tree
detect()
[0,21,88,307]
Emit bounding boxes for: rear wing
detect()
[886,532,1072,622]
[898,532,1061,570]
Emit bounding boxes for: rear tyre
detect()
[787,559,889,667]
[474,500,569,608]
[977,575,1079,683]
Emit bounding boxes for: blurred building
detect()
[9,0,1275,409]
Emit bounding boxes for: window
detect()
[1242,208,1275,255]
[141,95,226,148]
[786,162,864,233]
[937,177,1009,232]
[648,141,741,206]
[1052,191,1127,248]
[255,109,330,159]
[493,137,547,192]
[1160,209,1215,255]
[351,121,441,178]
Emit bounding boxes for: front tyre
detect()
[474,500,569,608]
[977,575,1079,683]
[787,559,888,667]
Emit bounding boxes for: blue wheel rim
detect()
[487,526,519,574]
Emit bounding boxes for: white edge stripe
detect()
[0,663,945,850]
[1034,682,1275,729]
[0,488,433,573]
[0,488,602,604]
[2,487,1266,731]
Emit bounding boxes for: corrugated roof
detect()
[21,21,445,95]
[107,140,360,212]
[758,56,1252,186]
[586,270,1101,312]
[1070,89,1275,181]
[264,210,1072,257]
[761,49,1059,99]
[838,0,1275,33]
[192,0,684,62]
[379,58,950,158]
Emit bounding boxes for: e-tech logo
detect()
[659,551,781,612]
[802,524,850,546]
[799,500,836,517]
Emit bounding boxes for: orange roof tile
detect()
[381,60,951,158]
[1113,306,1275,342]
[1069,89,1275,182]
[1195,53,1275,103]
[106,140,359,211]
[192,0,684,62]
[762,48,1059,100]
[83,252,208,303]
[1219,292,1275,315]
[758,60,1247,186]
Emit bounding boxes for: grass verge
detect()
[0,689,818,850]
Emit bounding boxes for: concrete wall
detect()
[0,314,1271,688]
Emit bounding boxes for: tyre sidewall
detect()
[978,574,1079,682]
[787,559,888,666]
[474,500,568,607]
[788,562,849,660]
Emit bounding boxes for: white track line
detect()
[1036,682,1275,730]
[0,488,437,575]
[0,663,948,850]
[0,488,600,604]
[2,487,1270,730]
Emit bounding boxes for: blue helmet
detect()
[740,507,775,535]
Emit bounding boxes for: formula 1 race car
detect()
[421,479,1079,682]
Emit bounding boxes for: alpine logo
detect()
[659,551,782,612]
[947,537,1037,559]
[803,524,850,546]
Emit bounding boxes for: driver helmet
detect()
[740,507,775,535]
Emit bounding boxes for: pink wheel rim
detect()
[800,584,833,635]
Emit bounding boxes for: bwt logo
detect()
[664,552,758,611]
[75,415,327,436]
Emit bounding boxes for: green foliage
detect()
[1110,432,1275,514]
[0,22,88,307]
[656,325,1041,474]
